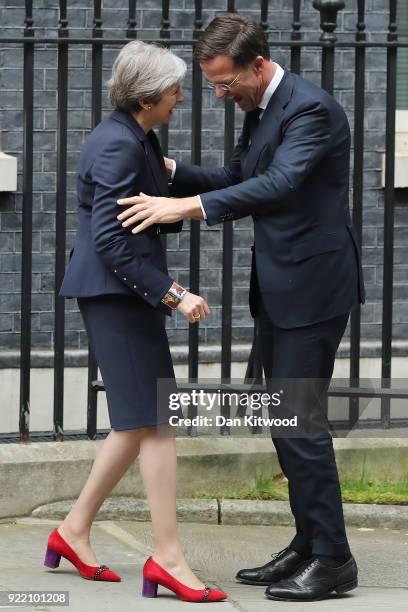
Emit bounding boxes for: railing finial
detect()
[313,0,345,42]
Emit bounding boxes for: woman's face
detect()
[150,83,185,126]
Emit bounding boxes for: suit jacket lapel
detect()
[145,130,169,196]
[111,110,169,196]
[242,70,294,180]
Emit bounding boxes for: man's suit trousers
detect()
[257,295,351,557]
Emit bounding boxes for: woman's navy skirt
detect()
[78,294,176,430]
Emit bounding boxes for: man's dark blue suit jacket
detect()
[60,110,182,313]
[172,69,365,329]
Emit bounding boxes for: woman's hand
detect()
[177,291,210,324]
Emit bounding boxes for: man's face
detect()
[201,55,265,113]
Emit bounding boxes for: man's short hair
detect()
[194,13,270,68]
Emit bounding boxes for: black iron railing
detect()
[0,0,406,441]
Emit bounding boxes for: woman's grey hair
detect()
[107,41,187,112]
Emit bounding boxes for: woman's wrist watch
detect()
[161,281,187,309]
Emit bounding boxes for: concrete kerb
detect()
[31,498,220,525]
[29,496,408,530]
[1,437,407,525]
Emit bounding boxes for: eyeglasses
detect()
[207,72,242,92]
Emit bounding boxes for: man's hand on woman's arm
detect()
[117,193,203,234]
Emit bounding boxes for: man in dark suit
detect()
[117,14,364,601]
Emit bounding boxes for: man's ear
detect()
[252,56,265,75]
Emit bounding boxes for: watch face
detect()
[170,287,183,299]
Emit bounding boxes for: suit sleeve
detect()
[91,137,173,308]
[200,102,332,226]
[169,129,246,197]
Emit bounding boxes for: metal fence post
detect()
[349,0,366,430]
[86,0,104,440]
[19,0,35,442]
[53,0,69,442]
[313,0,345,94]
[381,0,398,428]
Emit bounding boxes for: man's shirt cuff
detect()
[170,160,176,181]
[197,195,207,220]
[170,161,206,219]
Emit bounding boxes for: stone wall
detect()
[0,0,407,354]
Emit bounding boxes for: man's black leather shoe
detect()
[235,547,311,586]
[264,555,358,601]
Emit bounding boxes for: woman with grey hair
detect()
[43,41,227,604]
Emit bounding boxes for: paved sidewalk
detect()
[0,518,406,611]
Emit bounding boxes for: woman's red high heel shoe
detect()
[142,557,228,603]
[44,528,121,582]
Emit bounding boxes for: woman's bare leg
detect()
[59,424,204,588]
[138,425,204,589]
[58,428,142,565]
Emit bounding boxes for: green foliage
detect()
[192,474,408,505]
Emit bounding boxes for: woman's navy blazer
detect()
[59,110,182,312]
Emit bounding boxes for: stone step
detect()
[31,496,408,529]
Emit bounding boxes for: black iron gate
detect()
[0,0,407,442]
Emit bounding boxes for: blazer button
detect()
[144,292,148,296]
[114,269,117,273]
[123,277,127,281]
[133,285,137,289]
